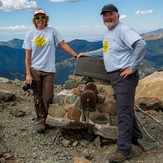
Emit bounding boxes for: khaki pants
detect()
[31,68,55,119]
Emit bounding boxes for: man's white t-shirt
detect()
[103,22,142,72]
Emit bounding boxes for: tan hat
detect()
[34,8,46,16]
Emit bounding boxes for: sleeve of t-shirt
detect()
[22,30,32,50]
[85,48,103,58]
[122,28,142,48]
[53,28,64,46]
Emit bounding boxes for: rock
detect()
[0,90,16,102]
[73,157,91,163]
[2,152,13,160]
[64,80,78,89]
[0,144,7,157]
[138,139,157,151]
[96,97,116,116]
[93,124,118,139]
[90,114,109,124]
[93,136,101,148]
[66,95,77,104]
[48,104,66,118]
[136,97,162,111]
[66,106,81,121]
[73,86,81,95]
[10,109,26,118]
[97,94,105,103]
[136,71,163,100]
[0,77,11,83]
[69,75,83,82]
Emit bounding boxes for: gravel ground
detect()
[0,81,163,163]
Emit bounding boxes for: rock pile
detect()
[47,75,118,140]
[47,71,163,140]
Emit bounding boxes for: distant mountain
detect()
[55,39,102,63]
[0,45,25,71]
[0,36,163,84]
[0,38,24,49]
[144,38,163,68]
[144,28,163,34]
[0,39,102,84]
[0,69,25,81]
[141,28,163,40]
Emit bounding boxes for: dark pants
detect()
[108,70,142,154]
[31,68,55,119]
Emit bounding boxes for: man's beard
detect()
[104,20,118,30]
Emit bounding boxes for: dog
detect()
[80,83,98,123]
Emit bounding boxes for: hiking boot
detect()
[132,137,143,146]
[108,151,132,162]
[46,124,54,129]
[37,118,46,134]
[132,139,139,145]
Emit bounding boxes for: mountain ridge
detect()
[0,29,163,84]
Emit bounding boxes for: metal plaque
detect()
[74,57,109,81]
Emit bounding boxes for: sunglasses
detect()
[34,15,46,20]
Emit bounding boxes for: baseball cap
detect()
[34,8,46,16]
[100,4,118,15]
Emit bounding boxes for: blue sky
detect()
[0,0,163,41]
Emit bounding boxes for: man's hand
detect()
[120,67,132,78]
[77,53,86,59]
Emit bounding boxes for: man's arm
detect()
[78,48,103,58]
[59,41,77,58]
[130,39,147,72]
[120,39,146,78]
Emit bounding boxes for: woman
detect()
[22,8,77,134]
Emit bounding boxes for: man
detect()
[77,4,146,162]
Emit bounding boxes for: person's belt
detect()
[108,69,138,74]
[107,69,122,74]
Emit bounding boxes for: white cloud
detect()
[135,9,153,15]
[0,25,31,30]
[120,14,127,20]
[0,0,37,11]
[50,0,79,2]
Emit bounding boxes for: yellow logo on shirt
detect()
[35,36,46,47]
[103,40,109,53]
